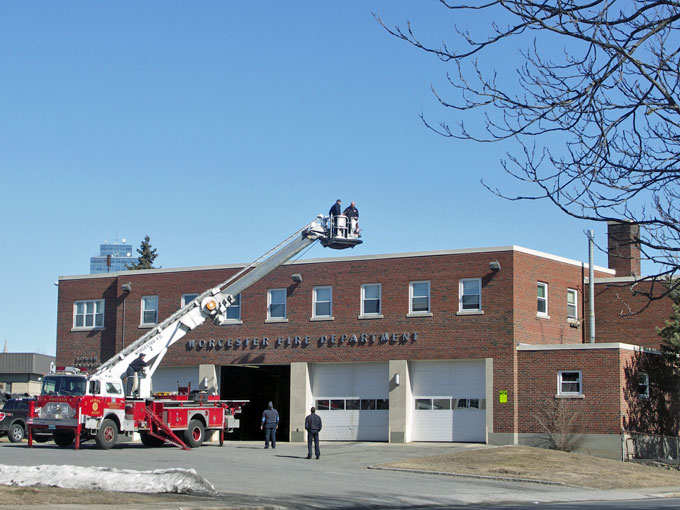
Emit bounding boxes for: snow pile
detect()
[0,464,216,495]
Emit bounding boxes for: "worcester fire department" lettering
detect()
[186,332,418,350]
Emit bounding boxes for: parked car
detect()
[0,398,49,443]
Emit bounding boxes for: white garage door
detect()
[152,367,199,394]
[412,360,486,442]
[310,362,388,441]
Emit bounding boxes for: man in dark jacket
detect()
[125,353,148,397]
[342,201,358,220]
[329,199,342,217]
[343,201,359,236]
[305,406,322,459]
[260,401,279,449]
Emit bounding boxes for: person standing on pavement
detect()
[260,401,279,449]
[305,406,322,459]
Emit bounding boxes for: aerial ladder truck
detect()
[28,214,361,450]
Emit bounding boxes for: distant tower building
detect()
[90,239,134,274]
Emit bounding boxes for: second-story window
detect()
[226,293,241,321]
[409,281,430,314]
[73,299,105,329]
[459,278,481,312]
[567,288,578,320]
[361,284,382,316]
[313,286,333,318]
[181,293,199,307]
[141,296,158,326]
[268,289,287,320]
[537,282,549,317]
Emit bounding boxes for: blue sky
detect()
[0,2,615,356]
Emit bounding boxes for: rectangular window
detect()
[105,382,123,395]
[460,278,482,311]
[537,282,549,316]
[376,398,389,410]
[433,398,451,410]
[226,293,241,321]
[315,399,329,410]
[141,296,158,325]
[415,398,432,410]
[360,399,376,410]
[181,293,199,307]
[638,373,650,399]
[330,399,345,410]
[567,288,578,319]
[558,370,582,395]
[73,299,104,329]
[267,289,286,319]
[346,399,360,410]
[361,284,381,316]
[313,286,333,318]
[409,281,430,314]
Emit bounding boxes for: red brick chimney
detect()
[607,221,641,276]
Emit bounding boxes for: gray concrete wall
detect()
[485,357,493,441]
[518,433,623,460]
[290,362,312,442]
[198,364,218,394]
[388,360,412,443]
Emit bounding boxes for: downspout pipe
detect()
[588,230,595,343]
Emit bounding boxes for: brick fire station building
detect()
[54,222,675,458]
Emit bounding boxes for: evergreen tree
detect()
[127,235,158,270]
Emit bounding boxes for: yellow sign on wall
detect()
[499,390,508,403]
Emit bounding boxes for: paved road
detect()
[3,440,680,509]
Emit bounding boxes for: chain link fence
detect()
[623,432,680,464]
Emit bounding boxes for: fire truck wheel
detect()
[53,430,75,447]
[140,432,165,447]
[95,419,118,450]
[184,419,205,448]
[8,422,25,443]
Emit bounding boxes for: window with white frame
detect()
[567,288,578,319]
[141,295,159,325]
[409,281,430,314]
[459,278,482,311]
[268,289,286,320]
[558,370,582,396]
[226,293,241,321]
[638,372,650,399]
[361,284,381,316]
[181,293,199,307]
[313,286,332,318]
[73,299,104,329]
[537,282,549,316]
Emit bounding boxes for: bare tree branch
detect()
[375,1,680,295]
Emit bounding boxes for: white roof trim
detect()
[60,245,614,280]
[517,342,660,354]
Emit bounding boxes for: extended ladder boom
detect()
[94,215,354,395]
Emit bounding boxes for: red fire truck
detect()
[28,215,361,450]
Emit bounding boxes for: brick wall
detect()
[517,348,624,434]
[590,279,673,349]
[56,247,667,436]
